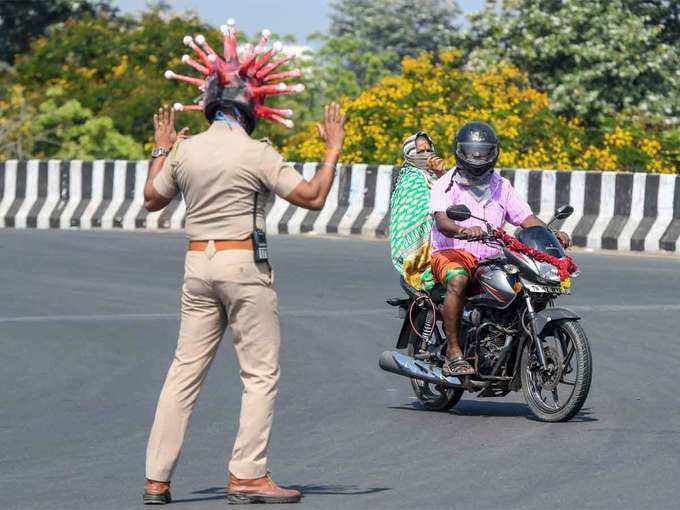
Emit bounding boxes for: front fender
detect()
[535,307,580,337]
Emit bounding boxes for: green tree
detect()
[31,87,144,159]
[285,52,678,173]
[467,0,679,122]
[0,0,113,66]
[628,1,679,46]
[10,7,309,151]
[12,8,217,146]
[308,0,462,108]
[0,86,143,160]
[325,0,461,81]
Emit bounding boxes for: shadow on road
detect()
[390,400,597,422]
[172,484,391,503]
[287,484,392,495]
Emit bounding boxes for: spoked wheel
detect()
[407,315,463,411]
[521,320,592,422]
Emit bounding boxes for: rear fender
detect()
[535,307,580,337]
[396,316,412,349]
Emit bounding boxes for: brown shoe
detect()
[143,479,172,505]
[227,472,301,504]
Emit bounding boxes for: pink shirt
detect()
[430,170,533,260]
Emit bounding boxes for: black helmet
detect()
[202,73,258,134]
[453,121,499,178]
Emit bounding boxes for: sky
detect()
[112,0,487,43]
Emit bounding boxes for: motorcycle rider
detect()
[389,132,447,290]
[430,122,570,376]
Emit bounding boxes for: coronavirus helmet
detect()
[164,19,305,134]
[453,122,500,178]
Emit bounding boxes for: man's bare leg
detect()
[442,273,475,376]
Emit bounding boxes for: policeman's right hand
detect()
[315,102,346,151]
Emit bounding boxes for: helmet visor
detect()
[456,142,498,166]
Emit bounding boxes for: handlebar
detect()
[450,234,497,242]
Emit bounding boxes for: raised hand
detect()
[316,102,346,151]
[153,105,187,150]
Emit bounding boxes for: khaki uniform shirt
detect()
[153,121,303,240]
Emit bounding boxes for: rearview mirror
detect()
[554,205,574,220]
[446,204,471,222]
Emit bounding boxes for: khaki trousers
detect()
[146,247,280,481]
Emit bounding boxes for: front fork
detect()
[523,293,548,369]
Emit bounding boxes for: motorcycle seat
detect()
[398,278,446,305]
[399,277,423,300]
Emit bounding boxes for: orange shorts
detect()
[431,249,479,285]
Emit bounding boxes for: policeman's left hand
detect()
[316,102,347,151]
[556,230,571,248]
[154,105,182,150]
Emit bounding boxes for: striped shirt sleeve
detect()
[504,181,533,226]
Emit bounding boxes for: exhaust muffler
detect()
[378,350,464,388]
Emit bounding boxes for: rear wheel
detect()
[407,314,463,411]
[521,320,592,422]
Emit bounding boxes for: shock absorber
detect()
[421,308,435,346]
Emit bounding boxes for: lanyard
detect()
[214,109,243,129]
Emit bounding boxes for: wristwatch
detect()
[151,147,171,158]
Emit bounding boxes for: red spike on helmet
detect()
[165,21,305,134]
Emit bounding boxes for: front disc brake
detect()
[539,346,563,391]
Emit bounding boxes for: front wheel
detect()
[521,320,592,422]
[407,314,463,411]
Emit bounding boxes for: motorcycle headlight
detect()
[538,262,560,283]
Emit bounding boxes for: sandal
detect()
[442,356,475,377]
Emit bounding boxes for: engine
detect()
[478,325,512,374]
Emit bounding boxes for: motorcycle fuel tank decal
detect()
[469,265,517,309]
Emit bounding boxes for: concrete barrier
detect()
[0,159,678,252]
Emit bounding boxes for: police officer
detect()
[141,93,346,502]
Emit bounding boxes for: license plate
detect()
[525,283,568,294]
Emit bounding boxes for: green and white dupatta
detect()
[389,165,438,291]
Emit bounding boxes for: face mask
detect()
[405,149,438,173]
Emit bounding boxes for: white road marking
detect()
[0,312,177,323]
[1,304,679,324]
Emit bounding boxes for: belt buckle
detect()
[205,239,217,258]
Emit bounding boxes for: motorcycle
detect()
[379,204,592,422]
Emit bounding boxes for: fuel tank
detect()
[468,262,518,309]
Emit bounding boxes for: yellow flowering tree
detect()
[284,51,678,174]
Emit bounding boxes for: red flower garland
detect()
[494,228,578,281]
